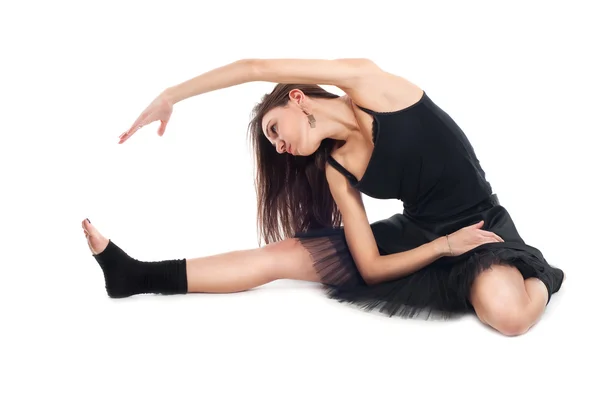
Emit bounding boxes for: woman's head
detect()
[247,83,343,246]
[259,84,337,156]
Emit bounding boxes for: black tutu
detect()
[293,194,564,319]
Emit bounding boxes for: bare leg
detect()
[470,264,548,336]
[82,218,320,294]
[185,238,320,293]
[522,277,549,326]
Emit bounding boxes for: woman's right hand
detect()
[443,220,504,256]
[118,91,174,144]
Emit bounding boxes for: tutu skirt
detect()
[293,194,564,319]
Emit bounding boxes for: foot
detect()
[82,218,188,298]
[82,218,142,298]
[82,218,109,255]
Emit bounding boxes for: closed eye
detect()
[270,124,278,147]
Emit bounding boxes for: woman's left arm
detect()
[163,58,380,104]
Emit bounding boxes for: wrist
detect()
[161,86,181,105]
[431,237,448,258]
[433,236,450,257]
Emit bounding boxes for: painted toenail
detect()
[86,218,91,224]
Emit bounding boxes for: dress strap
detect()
[355,103,375,115]
[326,154,358,184]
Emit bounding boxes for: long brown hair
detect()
[247,83,343,246]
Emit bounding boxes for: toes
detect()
[82,218,95,233]
[81,218,108,256]
[82,220,93,247]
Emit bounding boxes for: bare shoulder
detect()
[342,60,425,113]
[324,157,365,217]
[324,158,347,189]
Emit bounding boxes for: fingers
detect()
[466,221,504,241]
[129,111,150,134]
[467,220,484,229]
[480,230,504,242]
[118,128,136,144]
[118,126,139,143]
[119,111,151,143]
[126,120,144,137]
[119,121,146,144]
[479,233,502,243]
[157,120,167,136]
[119,129,133,142]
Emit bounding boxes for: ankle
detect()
[92,240,188,298]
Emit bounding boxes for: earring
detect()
[302,109,316,128]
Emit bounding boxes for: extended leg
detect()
[83,218,319,297]
[185,237,320,293]
[469,264,548,336]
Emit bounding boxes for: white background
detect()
[2,0,598,397]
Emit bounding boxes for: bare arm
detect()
[325,163,450,285]
[162,58,380,104]
[119,57,421,142]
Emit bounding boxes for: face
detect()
[261,90,321,156]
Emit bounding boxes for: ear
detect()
[288,89,305,105]
[289,89,312,115]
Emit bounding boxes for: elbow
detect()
[238,58,261,81]
[363,272,383,286]
[358,255,383,286]
[363,275,378,286]
[244,58,274,82]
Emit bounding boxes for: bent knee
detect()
[481,301,531,336]
[471,264,532,336]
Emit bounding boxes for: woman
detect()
[83,58,564,336]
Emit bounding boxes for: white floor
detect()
[5,233,594,397]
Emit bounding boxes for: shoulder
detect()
[342,59,425,113]
[324,147,353,192]
[324,153,365,214]
[325,157,347,189]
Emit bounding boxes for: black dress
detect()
[293,90,564,319]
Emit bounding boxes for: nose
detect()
[276,140,287,154]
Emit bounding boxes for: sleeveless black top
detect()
[326,91,494,221]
